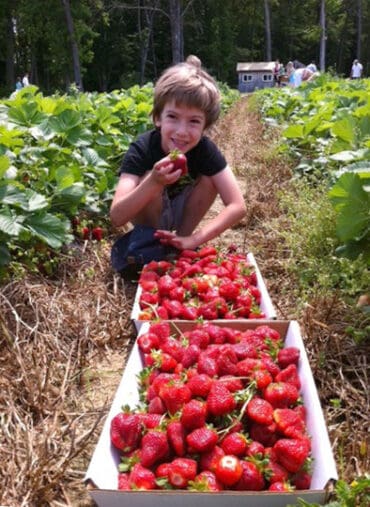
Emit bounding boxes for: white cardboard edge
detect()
[131,252,277,332]
[85,321,337,506]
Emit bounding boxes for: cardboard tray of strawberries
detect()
[131,250,277,332]
[85,320,337,507]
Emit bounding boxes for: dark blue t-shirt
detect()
[119,129,226,180]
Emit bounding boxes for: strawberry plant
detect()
[255,75,370,264]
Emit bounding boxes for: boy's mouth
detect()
[171,139,188,152]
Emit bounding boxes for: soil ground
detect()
[0,96,368,506]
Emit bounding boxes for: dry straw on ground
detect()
[0,97,368,506]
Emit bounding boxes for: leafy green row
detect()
[256,74,370,264]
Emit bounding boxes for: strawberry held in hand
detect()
[169,149,188,176]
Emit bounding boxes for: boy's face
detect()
[155,100,206,154]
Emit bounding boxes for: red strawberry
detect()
[197,353,219,377]
[199,445,225,472]
[264,382,300,408]
[249,421,278,447]
[180,305,199,320]
[273,408,307,439]
[159,380,192,414]
[181,399,208,430]
[162,299,184,319]
[273,438,311,473]
[137,331,160,353]
[161,338,185,363]
[198,245,217,258]
[189,470,224,491]
[157,275,178,296]
[129,463,157,490]
[118,472,130,490]
[81,226,90,240]
[146,350,178,372]
[291,470,312,489]
[139,291,159,307]
[275,363,301,390]
[140,429,170,468]
[246,397,274,425]
[149,321,171,342]
[187,373,214,398]
[187,328,210,349]
[265,459,289,484]
[155,462,171,480]
[110,411,142,452]
[246,440,265,457]
[92,226,103,241]
[277,346,300,368]
[220,432,248,456]
[148,396,166,414]
[167,420,186,456]
[214,455,243,487]
[219,281,241,301]
[139,412,162,429]
[268,481,293,491]
[168,457,197,488]
[181,344,200,368]
[169,149,188,176]
[186,426,219,453]
[234,460,265,491]
[206,382,236,417]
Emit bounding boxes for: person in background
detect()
[286,62,317,87]
[350,59,363,79]
[307,61,317,73]
[110,56,246,252]
[15,77,23,91]
[22,73,30,87]
[273,59,282,87]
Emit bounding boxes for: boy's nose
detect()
[176,121,188,136]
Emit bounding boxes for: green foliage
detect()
[289,475,370,507]
[256,76,370,263]
[276,179,369,302]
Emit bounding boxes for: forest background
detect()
[0,0,369,97]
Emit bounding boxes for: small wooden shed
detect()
[236,61,275,93]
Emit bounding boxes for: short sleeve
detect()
[119,130,164,176]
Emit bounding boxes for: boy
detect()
[110,57,246,253]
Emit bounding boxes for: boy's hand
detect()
[154,229,198,251]
[152,156,182,185]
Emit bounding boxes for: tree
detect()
[356,0,362,59]
[61,0,83,90]
[319,0,326,71]
[264,0,272,61]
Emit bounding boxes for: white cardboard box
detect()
[131,252,277,332]
[85,320,337,507]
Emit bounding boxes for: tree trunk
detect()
[319,0,326,71]
[356,0,362,60]
[5,13,15,89]
[139,0,159,85]
[264,0,272,61]
[61,0,83,91]
[169,0,183,63]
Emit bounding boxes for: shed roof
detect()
[236,61,275,72]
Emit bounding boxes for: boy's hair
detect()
[152,57,221,129]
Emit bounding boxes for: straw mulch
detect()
[0,96,369,507]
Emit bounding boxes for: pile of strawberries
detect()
[137,246,266,321]
[110,320,312,492]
